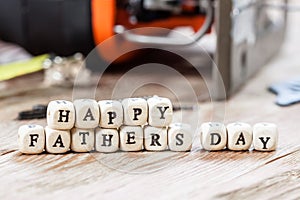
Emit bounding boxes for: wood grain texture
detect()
[1,8,300,200]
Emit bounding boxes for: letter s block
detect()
[47,100,75,130]
[253,123,278,151]
[201,122,227,151]
[119,126,143,151]
[98,100,123,128]
[74,99,100,129]
[168,123,193,152]
[122,98,148,126]
[147,96,173,127]
[45,126,70,154]
[227,122,252,151]
[18,124,45,154]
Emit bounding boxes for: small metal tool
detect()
[18,104,47,120]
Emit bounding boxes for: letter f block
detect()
[201,122,227,151]
[47,100,75,130]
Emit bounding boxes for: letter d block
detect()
[74,99,100,129]
[95,128,119,153]
[47,100,75,130]
[227,122,253,151]
[18,125,45,154]
[144,126,167,151]
[168,123,193,152]
[98,100,123,128]
[201,122,227,151]
[120,126,143,151]
[45,126,70,154]
[147,96,173,127]
[122,98,148,126]
[253,123,278,151]
[71,128,95,152]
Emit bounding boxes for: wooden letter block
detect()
[71,128,95,152]
[253,123,278,151]
[18,124,45,154]
[147,96,173,127]
[95,128,119,152]
[201,122,227,151]
[45,126,70,154]
[119,126,143,151]
[74,99,100,129]
[144,126,167,151]
[227,122,253,151]
[47,100,75,130]
[122,98,148,126]
[168,123,193,152]
[98,100,123,128]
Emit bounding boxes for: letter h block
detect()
[147,96,173,127]
[47,100,75,130]
[201,122,227,151]
[95,128,119,152]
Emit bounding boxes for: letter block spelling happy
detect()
[98,100,123,129]
[74,99,100,129]
[147,96,173,127]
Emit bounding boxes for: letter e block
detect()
[227,122,253,151]
[147,96,173,127]
[253,123,278,151]
[98,100,123,128]
[45,126,70,154]
[144,126,167,151]
[120,126,143,151]
[95,128,119,152]
[47,100,75,130]
[201,122,227,151]
[18,124,45,154]
[122,98,148,126]
[74,99,100,129]
[71,128,95,152]
[168,123,193,152]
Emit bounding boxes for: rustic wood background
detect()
[1,5,300,200]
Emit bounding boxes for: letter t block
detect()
[47,100,75,130]
[201,122,227,151]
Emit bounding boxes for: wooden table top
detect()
[1,11,300,200]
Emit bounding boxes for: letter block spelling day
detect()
[201,122,227,151]
[253,123,278,151]
[227,122,253,151]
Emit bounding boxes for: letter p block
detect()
[201,122,227,151]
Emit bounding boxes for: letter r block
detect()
[74,99,100,129]
[122,98,148,126]
[120,126,143,151]
[47,100,75,130]
[95,128,119,153]
[144,126,167,151]
[18,124,45,154]
[98,100,123,128]
[168,123,193,152]
[201,122,227,151]
[253,123,278,151]
[227,122,252,151]
[45,126,70,154]
[71,128,95,152]
[147,96,173,127]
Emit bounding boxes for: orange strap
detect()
[91,0,115,45]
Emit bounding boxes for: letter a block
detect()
[227,122,253,151]
[45,126,70,154]
[253,123,278,151]
[47,100,75,130]
[74,99,100,129]
[168,123,193,152]
[122,98,148,126]
[144,126,167,151]
[18,124,45,154]
[95,128,119,152]
[201,122,227,151]
[120,126,143,151]
[71,128,95,152]
[98,100,123,128]
[147,96,173,127]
